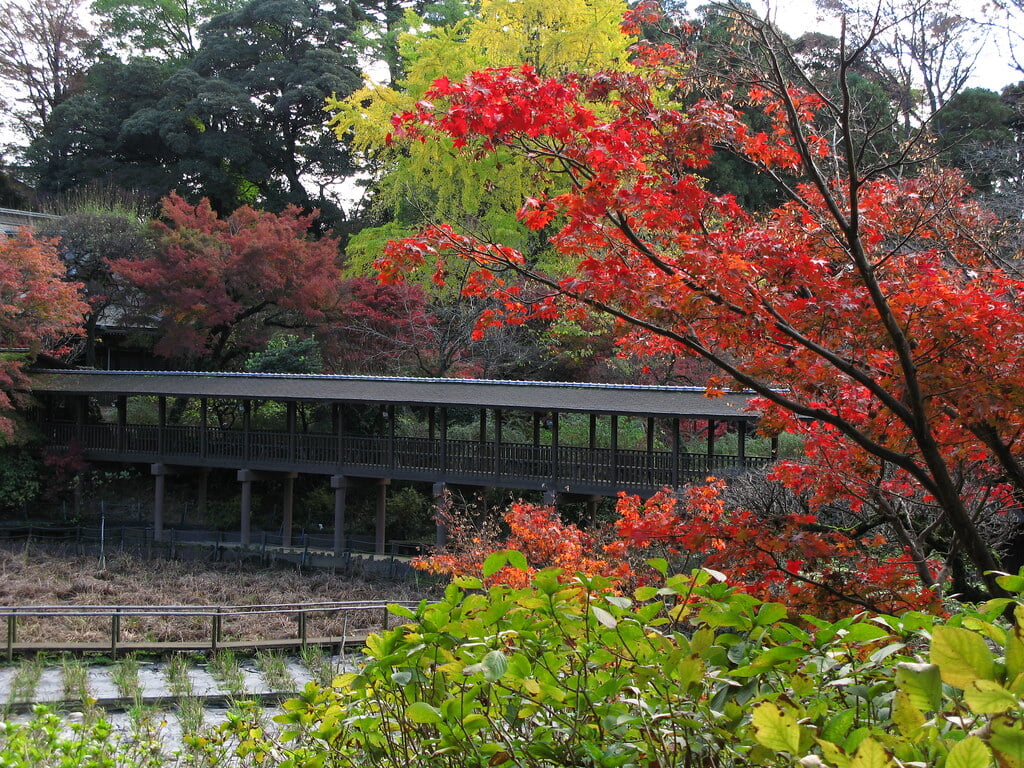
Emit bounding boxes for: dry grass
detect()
[0,546,431,644]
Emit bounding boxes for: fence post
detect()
[7,610,15,662]
[111,608,121,657]
[382,605,389,633]
[212,608,222,651]
[298,610,307,649]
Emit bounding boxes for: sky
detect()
[759,0,1022,92]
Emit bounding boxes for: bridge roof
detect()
[31,370,760,420]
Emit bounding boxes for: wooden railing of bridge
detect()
[48,422,771,493]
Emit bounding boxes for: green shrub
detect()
[13,567,1024,767]
[0,705,166,768]
[201,563,1024,767]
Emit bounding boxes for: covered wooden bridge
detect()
[32,370,775,555]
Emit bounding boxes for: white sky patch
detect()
[756,0,1021,91]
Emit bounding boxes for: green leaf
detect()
[405,702,442,724]
[592,605,617,628]
[749,645,806,669]
[990,719,1024,768]
[506,652,531,678]
[931,625,996,689]
[482,650,508,682]
[964,679,1019,714]
[895,662,942,712]
[1008,631,1024,686]
[634,585,659,601]
[387,603,415,619]
[821,709,856,744]
[482,551,509,579]
[841,623,890,643]
[996,573,1024,594]
[754,602,789,627]
[505,549,528,570]
[751,702,806,754]
[647,558,668,576]
[947,736,994,768]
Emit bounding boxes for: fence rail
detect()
[1,599,419,659]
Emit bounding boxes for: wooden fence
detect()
[1,600,420,660]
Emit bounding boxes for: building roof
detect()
[31,370,760,420]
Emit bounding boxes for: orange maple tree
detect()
[0,230,86,439]
[384,3,1024,601]
[415,481,941,618]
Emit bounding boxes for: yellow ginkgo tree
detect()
[327,0,634,283]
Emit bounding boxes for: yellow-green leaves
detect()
[931,625,997,689]
[895,662,942,712]
[946,736,994,768]
[752,702,815,755]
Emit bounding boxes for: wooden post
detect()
[116,395,127,453]
[157,396,167,456]
[387,405,396,470]
[282,473,296,548]
[611,415,619,486]
[111,609,121,656]
[151,464,166,543]
[550,412,559,482]
[439,408,448,474]
[671,418,681,488]
[334,405,344,466]
[433,481,447,548]
[7,611,15,662]
[332,475,348,555]
[200,398,208,458]
[238,470,255,548]
[375,479,390,556]
[706,419,716,471]
[212,608,222,651]
[243,400,252,462]
[298,610,307,648]
[287,402,297,462]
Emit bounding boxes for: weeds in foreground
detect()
[255,651,293,692]
[59,654,101,722]
[177,695,206,738]
[165,653,193,698]
[8,655,45,705]
[209,649,246,698]
[111,652,143,707]
[60,654,89,701]
[299,645,335,687]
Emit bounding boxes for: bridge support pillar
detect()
[543,489,559,509]
[197,470,209,518]
[376,478,391,556]
[281,473,297,548]
[432,482,447,548]
[331,475,348,556]
[238,470,257,548]
[151,464,168,542]
[586,495,601,527]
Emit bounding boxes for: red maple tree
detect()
[0,229,86,439]
[110,193,344,369]
[383,5,1024,599]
